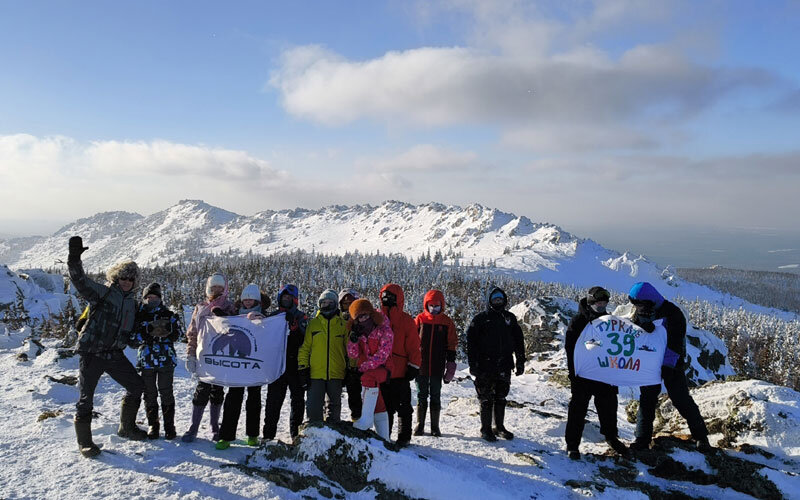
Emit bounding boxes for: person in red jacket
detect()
[378,283,422,446]
[414,289,458,437]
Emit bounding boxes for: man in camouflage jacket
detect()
[67,236,147,457]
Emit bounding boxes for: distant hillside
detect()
[677,266,800,314]
[5,199,794,319]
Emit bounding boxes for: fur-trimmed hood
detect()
[106,260,139,287]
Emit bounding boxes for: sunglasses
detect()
[629,298,655,307]
[118,277,135,282]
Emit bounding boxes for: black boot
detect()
[162,404,176,440]
[480,401,496,442]
[74,420,101,458]
[397,415,412,446]
[413,404,427,436]
[492,400,514,440]
[117,398,148,441]
[606,437,630,457]
[145,405,160,440]
[629,438,651,452]
[430,404,441,437]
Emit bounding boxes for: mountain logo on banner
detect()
[204,325,262,371]
[211,327,252,358]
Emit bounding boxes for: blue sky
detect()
[1,0,799,269]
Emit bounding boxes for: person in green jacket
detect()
[298,289,349,423]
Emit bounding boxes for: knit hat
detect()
[319,289,338,306]
[628,282,665,308]
[338,288,359,303]
[349,299,384,326]
[586,286,610,305]
[206,273,226,297]
[142,282,162,299]
[241,284,261,302]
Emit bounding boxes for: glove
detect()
[349,331,360,343]
[68,236,89,259]
[515,359,525,376]
[443,361,457,383]
[211,307,226,317]
[298,368,311,390]
[405,365,419,382]
[640,321,656,333]
[185,356,197,374]
[247,311,264,320]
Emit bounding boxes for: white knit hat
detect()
[205,273,226,297]
[241,284,261,302]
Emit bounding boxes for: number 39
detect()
[606,333,635,356]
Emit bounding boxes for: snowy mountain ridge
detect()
[0,199,790,316]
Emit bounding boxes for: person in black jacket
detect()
[262,284,308,440]
[129,282,183,440]
[466,287,526,442]
[628,282,711,452]
[564,286,628,459]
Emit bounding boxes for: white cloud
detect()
[269,1,773,142]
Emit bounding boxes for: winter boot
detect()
[74,420,101,458]
[181,404,205,443]
[117,399,148,441]
[568,450,581,460]
[479,401,496,442]
[209,403,222,441]
[414,403,427,436]
[429,404,442,437]
[492,400,514,440]
[374,412,390,440]
[396,415,412,446]
[354,387,378,432]
[246,436,260,446]
[145,405,160,440]
[695,437,713,453]
[629,438,651,452]
[606,437,630,457]
[162,404,177,440]
[215,440,231,450]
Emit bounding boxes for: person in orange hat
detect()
[347,299,394,439]
[413,289,458,437]
[378,284,422,446]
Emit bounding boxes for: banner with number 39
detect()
[573,315,667,387]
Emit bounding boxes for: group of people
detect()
[67,235,709,462]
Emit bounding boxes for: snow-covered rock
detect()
[656,379,800,459]
[0,265,77,321]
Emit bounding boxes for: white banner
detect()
[196,313,289,387]
[574,315,667,387]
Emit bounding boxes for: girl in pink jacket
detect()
[181,273,236,442]
[347,299,393,439]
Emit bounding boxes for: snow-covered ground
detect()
[1,328,797,500]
